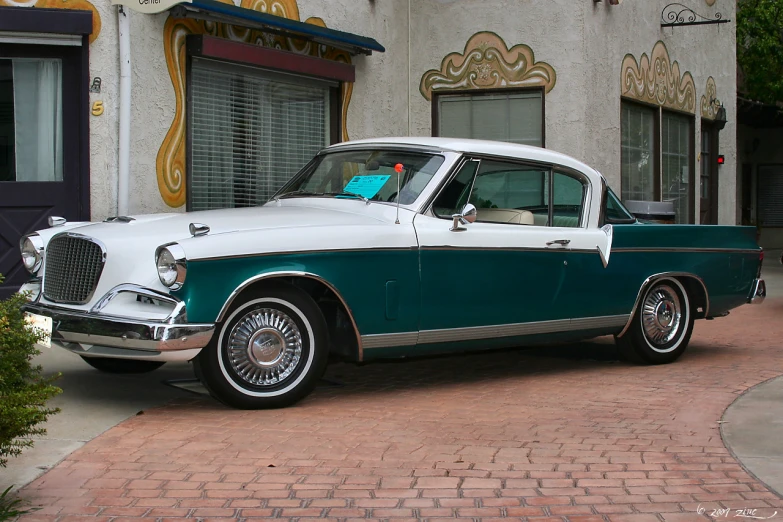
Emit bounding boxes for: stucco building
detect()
[0,0,739,295]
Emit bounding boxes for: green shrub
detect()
[0,275,61,468]
[0,485,37,520]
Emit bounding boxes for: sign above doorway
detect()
[111,0,191,15]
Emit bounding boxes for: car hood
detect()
[56,203,389,247]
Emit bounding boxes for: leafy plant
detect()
[0,486,37,521]
[0,275,61,469]
[737,0,783,104]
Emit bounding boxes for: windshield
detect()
[277,149,446,205]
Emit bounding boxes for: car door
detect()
[415,158,601,344]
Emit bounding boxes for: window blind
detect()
[661,111,691,224]
[437,91,543,147]
[190,58,331,210]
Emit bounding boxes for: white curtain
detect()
[13,58,63,182]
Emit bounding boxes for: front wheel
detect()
[194,284,329,409]
[80,356,166,374]
[616,277,694,365]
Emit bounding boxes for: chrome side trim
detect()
[196,246,416,263]
[361,315,629,349]
[748,279,766,304]
[569,315,629,330]
[215,271,364,361]
[618,272,710,338]
[421,246,598,254]
[361,332,419,349]
[417,315,629,345]
[613,247,761,254]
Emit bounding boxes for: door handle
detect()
[546,239,571,246]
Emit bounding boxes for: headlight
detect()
[155,244,187,290]
[20,234,44,274]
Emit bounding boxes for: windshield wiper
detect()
[276,190,324,199]
[323,191,370,204]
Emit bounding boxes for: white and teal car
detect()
[20,138,766,409]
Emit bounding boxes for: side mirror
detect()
[450,203,477,232]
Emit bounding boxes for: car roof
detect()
[326,137,601,179]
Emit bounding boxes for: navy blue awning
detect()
[169,0,385,55]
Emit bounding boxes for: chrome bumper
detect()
[748,278,766,304]
[23,301,215,354]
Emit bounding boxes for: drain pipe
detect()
[117,5,131,216]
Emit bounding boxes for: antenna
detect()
[394,163,403,224]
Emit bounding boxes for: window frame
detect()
[184,35,348,211]
[620,99,695,223]
[426,153,591,228]
[431,87,546,148]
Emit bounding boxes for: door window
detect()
[432,159,586,227]
[0,58,63,182]
[550,171,586,228]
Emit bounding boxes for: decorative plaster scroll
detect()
[1,0,101,42]
[700,77,718,120]
[419,31,556,101]
[157,0,353,208]
[621,41,696,114]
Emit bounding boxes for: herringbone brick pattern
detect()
[16,298,783,521]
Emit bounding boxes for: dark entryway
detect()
[0,8,91,298]
[700,121,719,224]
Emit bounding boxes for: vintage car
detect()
[20,138,766,409]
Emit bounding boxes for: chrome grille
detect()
[43,235,105,304]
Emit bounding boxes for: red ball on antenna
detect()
[394,163,404,173]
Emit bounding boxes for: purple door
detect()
[0,43,88,299]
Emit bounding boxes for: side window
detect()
[550,172,586,228]
[432,160,479,217]
[470,161,550,225]
[603,187,636,224]
[432,159,588,228]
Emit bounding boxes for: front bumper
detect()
[23,288,215,361]
[748,278,766,304]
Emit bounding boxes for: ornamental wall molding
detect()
[621,41,695,114]
[700,77,719,120]
[157,0,353,208]
[419,31,556,101]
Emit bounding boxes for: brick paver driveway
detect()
[19,297,783,521]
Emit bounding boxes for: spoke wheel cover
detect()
[227,308,303,387]
[641,284,682,352]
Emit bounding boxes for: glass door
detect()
[700,122,718,224]
[0,44,86,298]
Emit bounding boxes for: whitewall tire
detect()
[617,277,694,365]
[195,284,329,409]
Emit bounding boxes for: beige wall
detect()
[84,0,739,224]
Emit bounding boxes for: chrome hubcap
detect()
[227,308,303,386]
[642,284,682,350]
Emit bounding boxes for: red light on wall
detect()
[717,155,725,165]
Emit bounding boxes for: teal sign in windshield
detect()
[344,175,391,199]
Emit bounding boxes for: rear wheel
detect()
[194,284,328,409]
[80,357,165,374]
[617,277,694,365]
